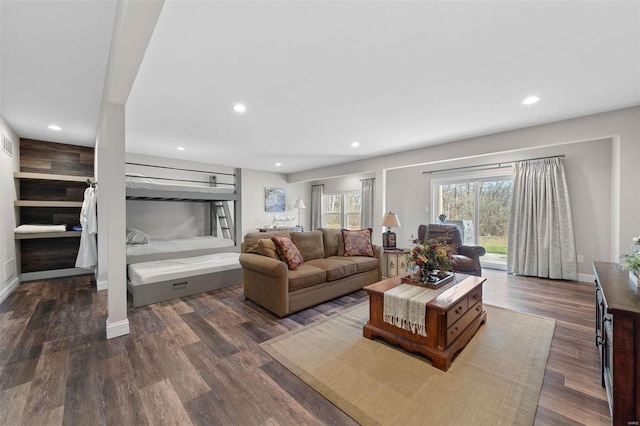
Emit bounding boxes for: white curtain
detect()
[311,184,323,230]
[361,178,375,229]
[507,157,578,280]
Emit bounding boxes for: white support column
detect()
[95,136,109,291]
[101,102,128,339]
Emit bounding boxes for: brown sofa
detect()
[418,224,486,276]
[239,228,382,317]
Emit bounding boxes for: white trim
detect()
[21,267,93,282]
[106,318,130,339]
[97,279,108,291]
[0,277,19,303]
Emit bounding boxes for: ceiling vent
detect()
[2,134,13,157]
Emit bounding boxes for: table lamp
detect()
[294,197,306,227]
[381,211,401,249]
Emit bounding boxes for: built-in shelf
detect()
[15,231,81,240]
[14,171,94,183]
[15,200,84,207]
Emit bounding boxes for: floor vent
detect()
[2,134,13,157]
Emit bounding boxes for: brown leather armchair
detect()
[417,224,486,276]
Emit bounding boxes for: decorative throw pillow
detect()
[258,238,281,260]
[342,228,374,257]
[271,236,304,270]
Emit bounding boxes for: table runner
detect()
[383,283,450,336]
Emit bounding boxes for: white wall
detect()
[289,107,640,281]
[241,168,309,236]
[0,116,20,302]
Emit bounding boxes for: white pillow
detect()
[126,228,149,245]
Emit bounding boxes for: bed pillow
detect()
[126,228,149,245]
[271,236,304,270]
[258,238,281,260]
[342,228,374,257]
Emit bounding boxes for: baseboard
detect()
[0,277,19,304]
[97,279,108,291]
[106,318,130,339]
[21,267,93,282]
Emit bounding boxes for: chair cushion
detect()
[306,258,357,281]
[342,228,374,257]
[272,236,304,270]
[321,228,345,257]
[290,231,325,261]
[288,264,327,291]
[330,255,379,273]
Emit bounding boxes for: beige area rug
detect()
[260,303,555,426]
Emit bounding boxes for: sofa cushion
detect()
[321,228,345,257]
[272,236,304,270]
[257,238,281,260]
[290,231,325,261]
[243,231,290,253]
[342,228,374,257]
[331,255,379,273]
[288,264,327,292]
[306,258,357,281]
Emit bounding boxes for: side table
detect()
[383,248,411,278]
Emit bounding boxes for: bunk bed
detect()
[125,163,243,307]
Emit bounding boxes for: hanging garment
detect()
[76,186,97,269]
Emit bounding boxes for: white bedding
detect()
[15,224,67,233]
[126,236,235,257]
[126,175,234,194]
[128,252,240,286]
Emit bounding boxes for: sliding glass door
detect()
[432,169,512,270]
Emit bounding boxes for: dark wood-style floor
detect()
[0,269,611,425]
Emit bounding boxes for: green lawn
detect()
[479,234,508,254]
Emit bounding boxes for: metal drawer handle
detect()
[455,307,463,315]
[173,281,188,290]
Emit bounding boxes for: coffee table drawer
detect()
[447,300,483,346]
[467,286,482,307]
[446,299,468,328]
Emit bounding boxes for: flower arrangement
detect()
[409,239,455,279]
[621,235,640,272]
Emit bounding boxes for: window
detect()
[322,191,362,229]
[431,168,512,269]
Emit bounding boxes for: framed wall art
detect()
[265,187,286,212]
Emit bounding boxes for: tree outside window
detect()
[322,191,362,229]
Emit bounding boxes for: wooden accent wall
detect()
[20,138,94,176]
[18,139,94,274]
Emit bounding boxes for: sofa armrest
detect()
[239,253,290,317]
[459,245,486,260]
[372,245,383,280]
[239,253,288,278]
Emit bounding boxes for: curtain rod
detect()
[422,154,565,175]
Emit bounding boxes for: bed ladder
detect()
[213,201,234,240]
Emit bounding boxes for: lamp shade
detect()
[381,212,401,228]
[294,198,306,209]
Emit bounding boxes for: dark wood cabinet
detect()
[593,262,640,425]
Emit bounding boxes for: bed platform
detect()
[127,252,242,307]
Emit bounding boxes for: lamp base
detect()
[382,232,396,249]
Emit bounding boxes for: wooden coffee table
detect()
[363,272,487,371]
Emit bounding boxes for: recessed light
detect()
[177,147,185,151]
[233,104,247,113]
[48,124,62,131]
[522,96,540,105]
[351,141,360,148]
[275,162,282,167]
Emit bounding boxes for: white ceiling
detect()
[2,1,639,174]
